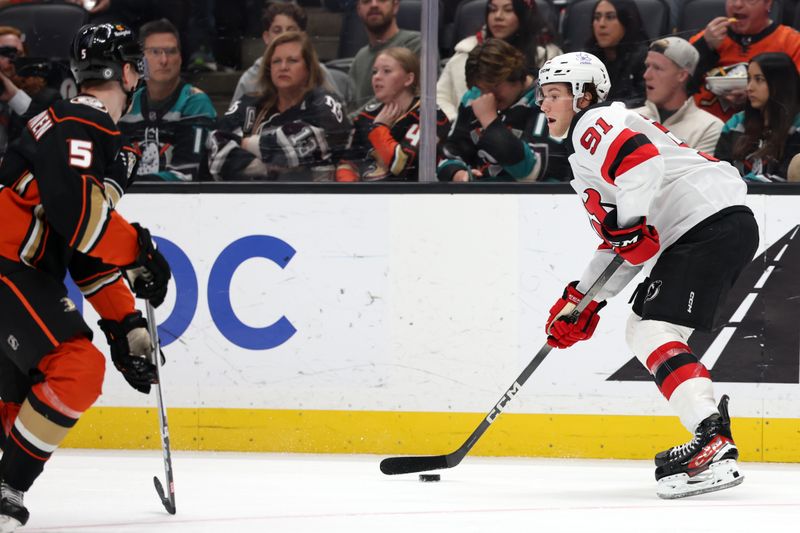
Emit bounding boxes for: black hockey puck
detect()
[419,474,441,482]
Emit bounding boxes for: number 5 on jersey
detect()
[68,139,94,168]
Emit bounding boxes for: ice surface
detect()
[22,450,800,532]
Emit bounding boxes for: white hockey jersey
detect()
[566,102,747,300]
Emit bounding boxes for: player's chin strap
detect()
[123,60,148,110]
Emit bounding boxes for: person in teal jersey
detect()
[119,18,216,181]
[438,39,567,182]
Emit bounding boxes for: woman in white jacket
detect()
[436,0,561,120]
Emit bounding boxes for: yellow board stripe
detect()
[62,408,800,462]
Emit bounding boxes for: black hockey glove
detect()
[98,312,160,394]
[124,223,171,307]
[111,145,141,189]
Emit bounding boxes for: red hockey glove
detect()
[601,210,660,265]
[545,281,607,349]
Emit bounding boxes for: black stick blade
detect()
[380,454,450,475]
[154,476,176,515]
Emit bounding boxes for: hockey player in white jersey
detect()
[536,52,758,499]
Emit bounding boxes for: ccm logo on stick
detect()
[486,382,522,423]
[67,234,297,350]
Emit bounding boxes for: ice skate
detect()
[0,482,28,533]
[654,395,744,499]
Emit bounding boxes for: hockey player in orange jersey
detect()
[0,24,171,531]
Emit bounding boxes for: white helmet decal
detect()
[537,52,612,112]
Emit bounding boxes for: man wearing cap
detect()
[633,37,723,155]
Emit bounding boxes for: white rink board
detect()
[84,193,798,419]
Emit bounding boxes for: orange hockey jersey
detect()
[690,23,800,121]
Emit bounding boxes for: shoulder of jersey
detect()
[50,96,116,132]
[225,94,258,115]
[364,101,382,113]
[572,102,626,137]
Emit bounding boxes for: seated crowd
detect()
[1,0,799,182]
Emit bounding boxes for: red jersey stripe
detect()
[600,128,637,184]
[615,143,659,178]
[659,363,711,400]
[645,341,692,375]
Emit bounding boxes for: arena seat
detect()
[0,2,88,59]
[444,0,559,54]
[562,0,670,52]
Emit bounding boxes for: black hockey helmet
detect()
[70,23,145,84]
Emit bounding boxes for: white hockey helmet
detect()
[537,52,611,112]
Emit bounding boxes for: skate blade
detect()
[656,459,744,500]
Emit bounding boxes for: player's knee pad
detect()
[33,336,106,416]
[625,314,693,367]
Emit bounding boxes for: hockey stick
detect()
[145,301,177,514]
[380,254,625,475]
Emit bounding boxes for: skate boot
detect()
[654,395,734,467]
[0,482,29,532]
[654,395,744,499]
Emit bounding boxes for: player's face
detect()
[539,83,575,137]
[142,33,181,85]
[487,0,520,40]
[643,51,685,107]
[0,33,23,76]
[357,0,398,34]
[264,14,301,46]
[270,41,309,93]
[726,0,771,35]
[746,61,769,109]
[372,53,414,103]
[592,1,625,50]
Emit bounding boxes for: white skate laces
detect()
[654,396,744,499]
[667,434,700,459]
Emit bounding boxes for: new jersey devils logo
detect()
[582,188,615,237]
[646,280,662,302]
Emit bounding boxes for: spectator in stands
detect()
[789,154,800,181]
[436,0,561,121]
[336,47,449,181]
[438,39,566,182]
[714,52,800,181]
[585,0,648,105]
[119,19,216,182]
[231,2,347,106]
[349,0,421,110]
[79,0,224,72]
[632,37,723,154]
[690,0,800,122]
[0,25,60,160]
[207,31,351,181]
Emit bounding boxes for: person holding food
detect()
[689,0,800,122]
[714,52,800,181]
